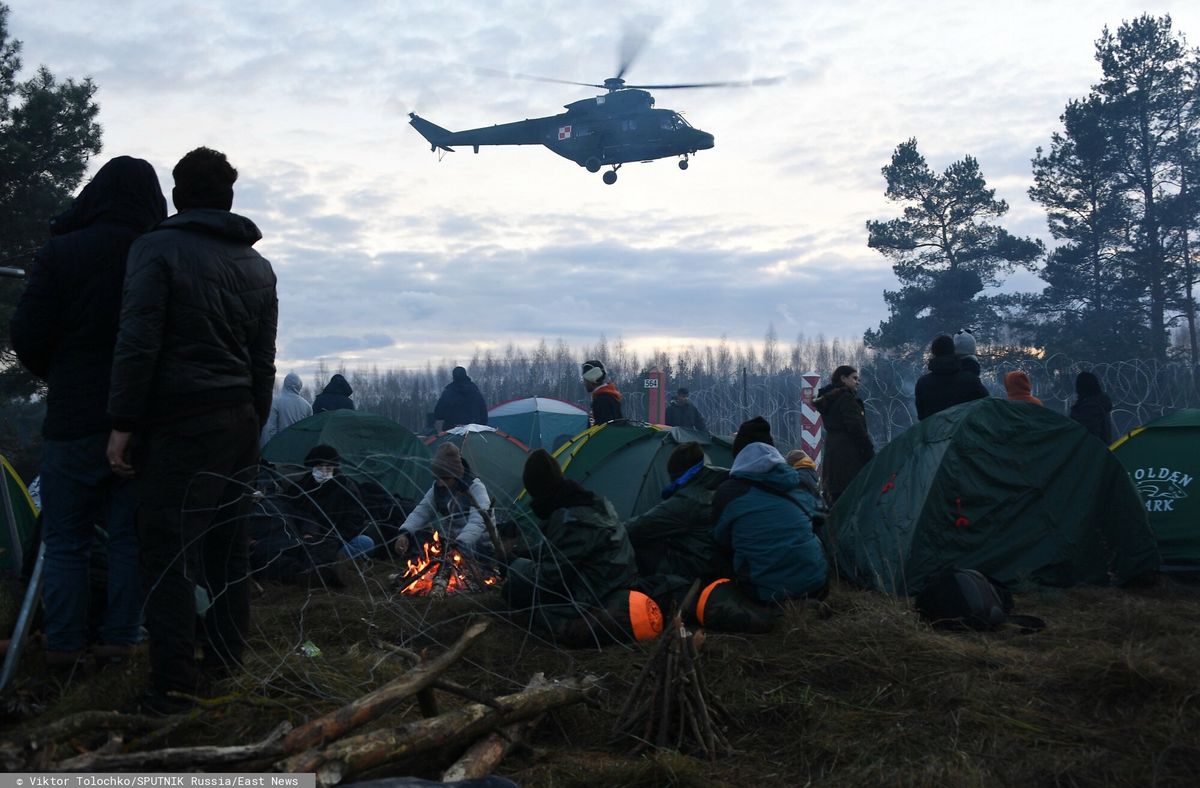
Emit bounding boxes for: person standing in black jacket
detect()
[106,147,277,715]
[313,373,355,413]
[433,366,488,430]
[813,366,875,505]
[914,335,989,420]
[10,157,166,668]
[664,387,707,432]
[1070,371,1114,444]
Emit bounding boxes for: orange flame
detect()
[398,531,499,596]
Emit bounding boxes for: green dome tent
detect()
[262,410,432,500]
[1,455,37,576]
[425,425,531,503]
[825,398,1159,595]
[1111,409,1200,573]
[547,423,733,520]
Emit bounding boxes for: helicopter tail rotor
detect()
[409,113,456,153]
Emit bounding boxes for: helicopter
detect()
[408,44,777,185]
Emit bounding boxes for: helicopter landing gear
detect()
[602,164,620,185]
[585,157,602,173]
[678,156,689,170]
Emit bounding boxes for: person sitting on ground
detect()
[914,334,989,420]
[313,373,355,413]
[954,330,981,377]
[623,442,730,580]
[711,417,828,603]
[433,366,489,431]
[813,365,875,506]
[504,450,651,645]
[1069,371,1114,444]
[392,443,491,560]
[581,359,623,425]
[664,387,707,432]
[261,371,312,447]
[1004,370,1042,405]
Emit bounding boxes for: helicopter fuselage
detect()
[409,89,714,181]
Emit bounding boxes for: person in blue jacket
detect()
[711,417,828,603]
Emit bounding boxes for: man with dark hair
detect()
[664,387,707,432]
[914,334,989,420]
[10,156,166,670]
[107,146,277,714]
[581,359,622,425]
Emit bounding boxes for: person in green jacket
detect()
[624,442,731,581]
[504,449,646,645]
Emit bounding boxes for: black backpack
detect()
[915,569,1045,632]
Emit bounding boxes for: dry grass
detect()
[3,571,1200,787]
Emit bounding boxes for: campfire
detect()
[397,531,499,596]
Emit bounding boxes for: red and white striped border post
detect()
[800,372,824,472]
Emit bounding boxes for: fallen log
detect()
[282,620,489,753]
[53,722,292,772]
[439,673,548,782]
[280,675,600,784]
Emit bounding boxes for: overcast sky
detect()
[10,1,1200,372]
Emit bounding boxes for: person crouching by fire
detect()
[503,449,661,647]
[392,443,491,561]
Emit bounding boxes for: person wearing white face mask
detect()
[284,445,374,583]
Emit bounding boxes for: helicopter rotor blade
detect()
[475,66,604,89]
[622,76,784,90]
[615,26,653,81]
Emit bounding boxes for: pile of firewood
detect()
[12,621,598,786]
[611,584,734,760]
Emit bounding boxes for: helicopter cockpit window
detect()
[660,114,691,131]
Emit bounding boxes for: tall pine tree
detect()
[865,138,1042,353]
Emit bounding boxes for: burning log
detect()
[280,674,600,784]
[611,581,734,760]
[440,673,549,782]
[282,619,489,753]
[394,531,499,597]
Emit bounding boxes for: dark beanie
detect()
[667,442,705,479]
[931,335,956,357]
[432,442,465,480]
[304,444,341,467]
[523,449,563,500]
[732,416,773,458]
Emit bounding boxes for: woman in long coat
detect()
[813,365,875,505]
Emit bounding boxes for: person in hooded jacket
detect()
[261,371,312,447]
[711,417,828,603]
[914,335,989,420]
[1004,370,1042,405]
[504,449,645,644]
[393,443,492,559]
[813,365,874,505]
[313,373,355,413]
[623,442,730,580]
[1069,371,1114,444]
[581,359,623,424]
[10,156,167,668]
[433,366,488,430]
[106,147,277,714]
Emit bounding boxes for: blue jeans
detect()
[40,434,141,652]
